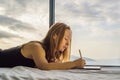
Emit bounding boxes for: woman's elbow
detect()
[36,64,52,70]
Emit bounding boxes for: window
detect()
[0,0,49,49]
[55,0,120,66]
[0,0,119,66]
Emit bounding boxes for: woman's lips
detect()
[63,46,67,50]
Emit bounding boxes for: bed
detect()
[0,66,120,80]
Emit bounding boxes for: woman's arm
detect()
[22,42,85,70]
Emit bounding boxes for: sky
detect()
[55,0,120,60]
[0,0,120,61]
[0,0,49,48]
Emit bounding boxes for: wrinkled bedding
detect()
[0,66,120,80]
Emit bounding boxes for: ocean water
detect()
[86,59,120,66]
[70,55,120,66]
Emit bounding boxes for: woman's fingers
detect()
[74,58,86,68]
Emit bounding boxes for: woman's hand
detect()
[73,58,86,68]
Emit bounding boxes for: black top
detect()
[0,46,35,67]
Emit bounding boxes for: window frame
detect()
[49,0,55,27]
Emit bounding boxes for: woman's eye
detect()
[65,38,68,41]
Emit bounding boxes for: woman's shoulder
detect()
[21,41,44,59]
[28,41,42,44]
[22,41,43,49]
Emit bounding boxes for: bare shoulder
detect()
[23,41,43,49]
[21,41,45,58]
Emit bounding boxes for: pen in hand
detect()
[79,49,82,59]
[79,49,86,67]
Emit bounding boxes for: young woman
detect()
[0,22,86,70]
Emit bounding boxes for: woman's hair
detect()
[42,22,71,62]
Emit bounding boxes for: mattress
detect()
[0,66,120,80]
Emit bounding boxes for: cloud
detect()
[0,0,48,17]
[0,15,37,31]
[56,0,120,24]
[0,15,43,41]
[56,0,120,41]
[0,0,49,46]
[0,15,19,25]
[0,30,20,38]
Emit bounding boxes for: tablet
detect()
[81,65,101,70]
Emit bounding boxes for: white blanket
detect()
[0,66,120,80]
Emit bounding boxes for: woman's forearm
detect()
[38,61,76,70]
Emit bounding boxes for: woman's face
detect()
[59,29,71,52]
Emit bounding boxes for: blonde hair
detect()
[42,22,71,62]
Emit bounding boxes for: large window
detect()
[0,0,49,49]
[0,0,120,66]
[55,0,120,66]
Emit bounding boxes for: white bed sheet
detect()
[0,66,120,80]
